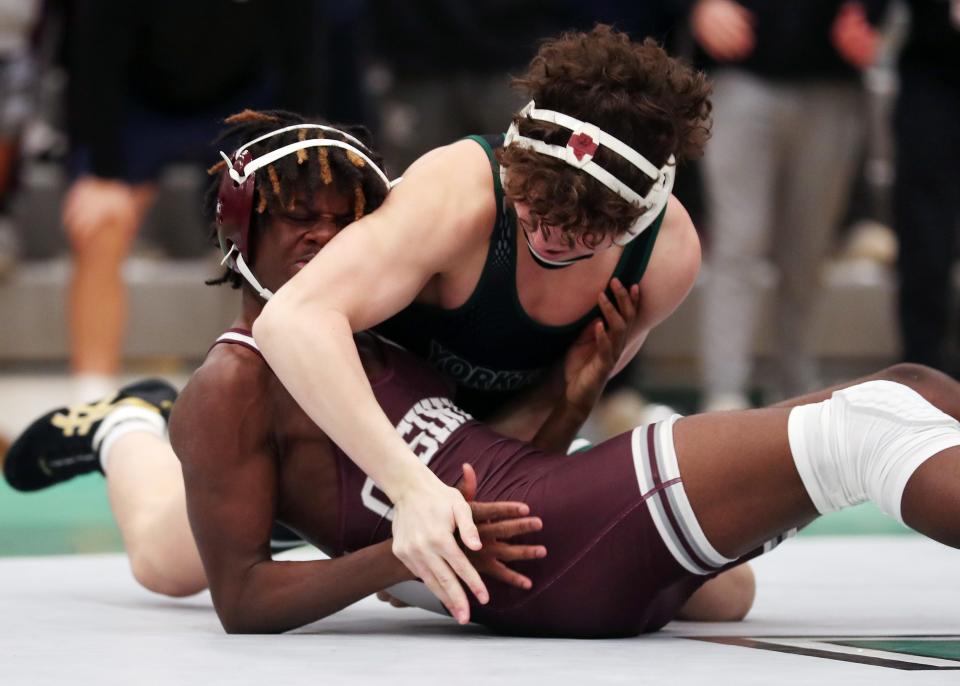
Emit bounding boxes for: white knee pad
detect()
[788,380,960,523]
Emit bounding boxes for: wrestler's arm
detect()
[251,141,495,622]
[610,195,701,376]
[526,280,643,452]
[171,355,414,634]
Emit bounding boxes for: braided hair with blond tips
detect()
[204,109,388,289]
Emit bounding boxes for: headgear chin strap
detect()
[503,100,675,266]
[520,230,594,270]
[216,123,397,300]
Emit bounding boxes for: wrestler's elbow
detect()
[216,601,283,635]
[252,292,305,358]
[252,296,277,342]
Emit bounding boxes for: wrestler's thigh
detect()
[673,409,818,559]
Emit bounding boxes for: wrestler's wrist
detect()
[388,547,419,582]
[554,399,592,426]
[384,461,441,505]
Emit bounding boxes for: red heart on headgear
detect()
[568,132,598,161]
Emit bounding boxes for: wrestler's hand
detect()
[391,477,487,625]
[458,464,546,591]
[563,278,641,415]
[375,591,410,608]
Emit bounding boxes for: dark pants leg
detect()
[894,69,960,370]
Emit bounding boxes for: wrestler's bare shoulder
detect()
[193,343,272,397]
[169,343,274,466]
[659,196,700,259]
[635,196,702,329]
[395,138,498,242]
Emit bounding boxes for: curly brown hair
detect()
[498,25,712,246]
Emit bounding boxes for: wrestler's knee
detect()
[676,563,755,622]
[879,363,959,410]
[129,550,206,598]
[882,362,938,387]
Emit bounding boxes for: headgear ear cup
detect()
[216,149,256,270]
[613,160,675,246]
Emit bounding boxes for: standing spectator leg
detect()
[773,82,864,398]
[700,70,781,410]
[894,69,960,371]
[64,179,156,398]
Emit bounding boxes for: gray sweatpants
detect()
[700,69,865,400]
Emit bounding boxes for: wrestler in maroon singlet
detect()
[210,329,777,638]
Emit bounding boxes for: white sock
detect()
[93,406,166,474]
[73,374,117,404]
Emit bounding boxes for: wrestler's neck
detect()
[236,287,266,331]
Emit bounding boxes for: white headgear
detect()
[503,100,674,248]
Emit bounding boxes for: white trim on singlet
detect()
[216,331,260,351]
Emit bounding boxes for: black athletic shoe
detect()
[2,379,177,492]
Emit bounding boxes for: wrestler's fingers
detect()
[611,278,637,322]
[453,498,482,551]
[478,514,542,542]
[376,591,410,608]
[471,500,530,522]
[595,325,614,364]
[421,558,471,623]
[598,293,626,335]
[490,541,547,562]
[457,463,478,502]
[592,320,606,349]
[480,516,543,540]
[442,540,489,605]
[424,560,479,624]
[484,560,533,591]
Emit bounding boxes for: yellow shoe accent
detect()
[50,395,160,438]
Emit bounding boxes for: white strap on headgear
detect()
[221,245,273,301]
[220,139,393,190]
[219,122,399,191]
[503,100,674,245]
[235,123,370,156]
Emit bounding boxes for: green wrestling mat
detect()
[834,639,960,661]
[0,476,123,555]
[691,636,960,670]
